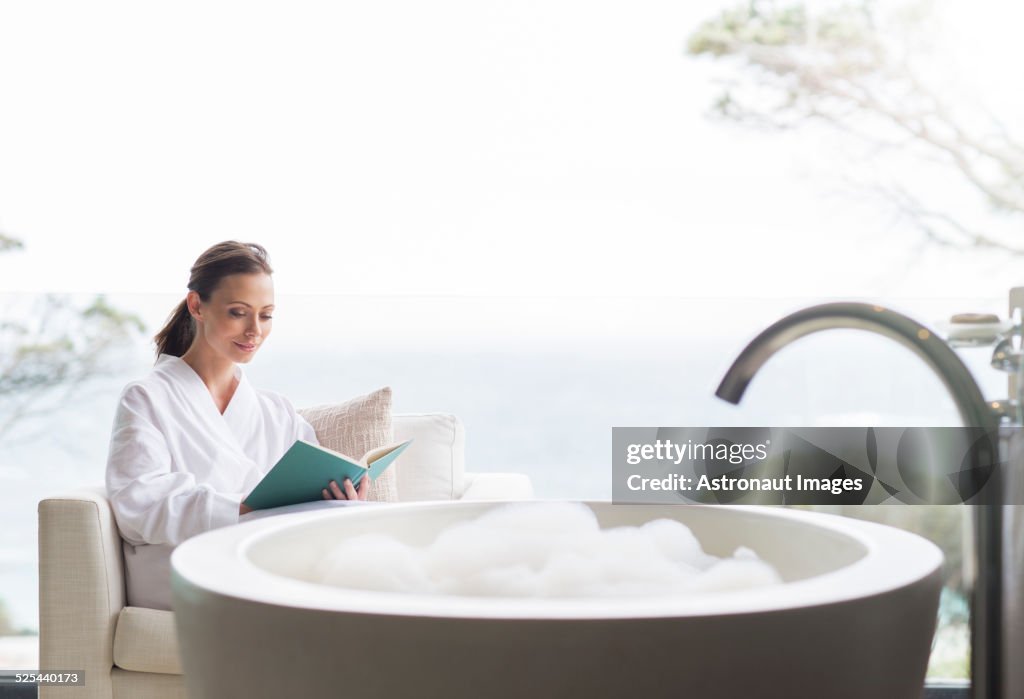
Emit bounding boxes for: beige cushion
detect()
[298,387,398,502]
[113,607,182,674]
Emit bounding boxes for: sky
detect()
[0,0,1021,303]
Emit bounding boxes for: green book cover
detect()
[243,439,412,510]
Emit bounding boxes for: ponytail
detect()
[154,298,195,359]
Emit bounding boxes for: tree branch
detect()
[688,0,1024,252]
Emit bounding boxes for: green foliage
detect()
[688,2,808,56]
[0,295,146,398]
[0,233,24,253]
[688,0,879,77]
[83,296,146,334]
[0,238,147,439]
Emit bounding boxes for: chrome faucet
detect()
[714,301,1003,699]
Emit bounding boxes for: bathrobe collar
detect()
[155,353,255,451]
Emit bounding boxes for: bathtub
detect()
[171,501,943,699]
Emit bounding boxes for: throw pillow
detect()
[297,386,398,503]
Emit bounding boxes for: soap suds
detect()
[312,502,782,597]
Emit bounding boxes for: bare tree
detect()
[687,0,1024,254]
[0,235,146,443]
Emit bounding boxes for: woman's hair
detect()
[153,241,274,358]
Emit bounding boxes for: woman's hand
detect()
[323,474,370,501]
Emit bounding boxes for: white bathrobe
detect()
[105,353,318,610]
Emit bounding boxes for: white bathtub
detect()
[171,501,943,699]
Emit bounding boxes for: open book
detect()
[242,439,412,510]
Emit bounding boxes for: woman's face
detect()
[189,272,274,363]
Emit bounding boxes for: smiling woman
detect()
[105,241,370,610]
[179,267,276,410]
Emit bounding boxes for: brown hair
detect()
[153,241,274,358]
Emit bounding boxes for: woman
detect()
[106,241,368,610]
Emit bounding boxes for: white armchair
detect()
[37,413,533,699]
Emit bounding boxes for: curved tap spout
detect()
[715,302,996,429]
[715,301,1002,698]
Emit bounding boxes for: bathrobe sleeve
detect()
[106,385,242,547]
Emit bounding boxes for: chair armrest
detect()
[38,486,124,698]
[458,472,534,500]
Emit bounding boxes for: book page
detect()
[300,439,365,467]
[365,441,409,465]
